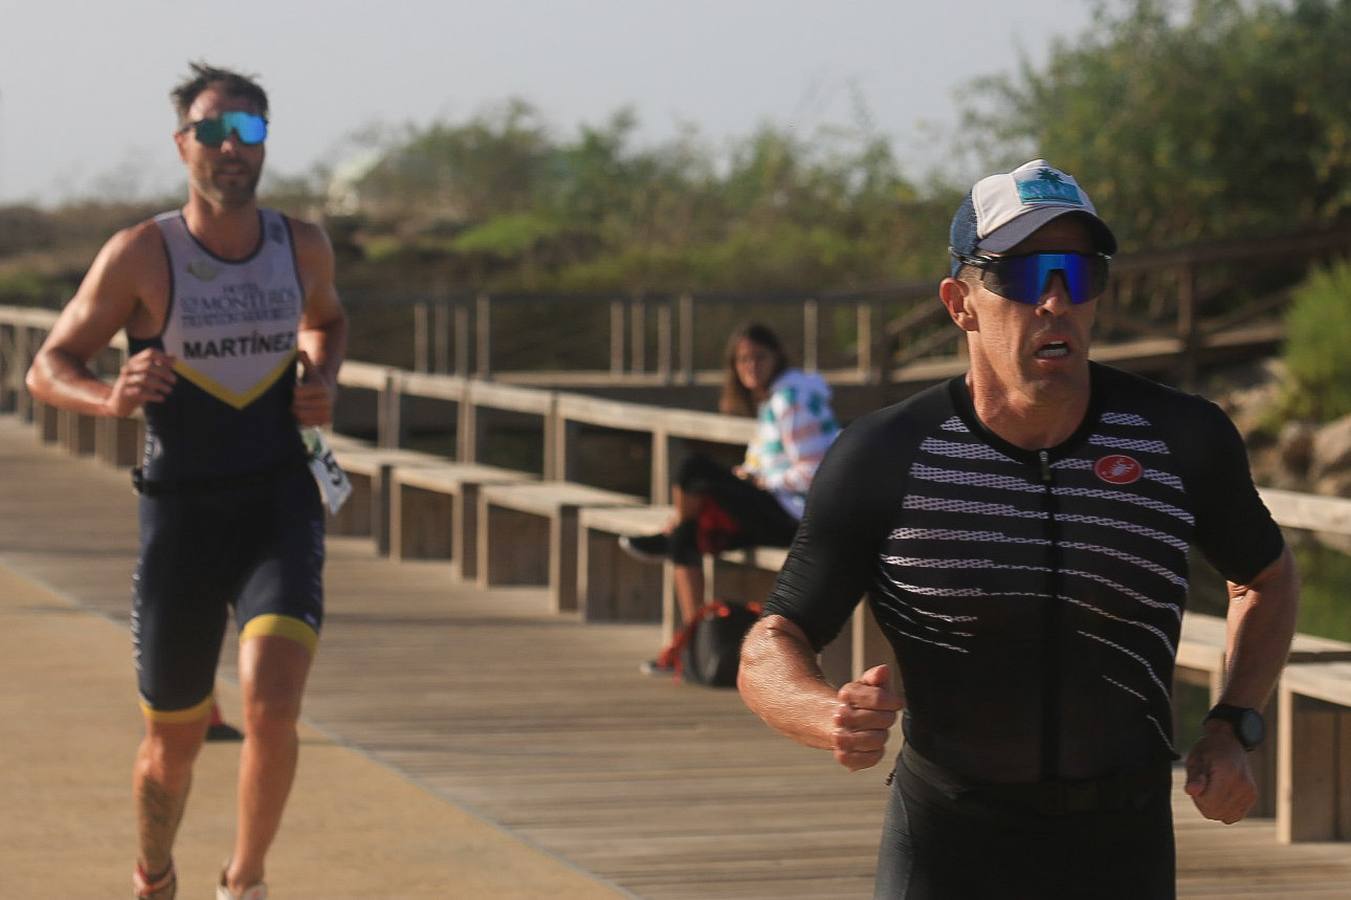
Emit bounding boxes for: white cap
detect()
[966,159,1115,254]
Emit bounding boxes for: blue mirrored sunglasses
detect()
[181,111,268,147]
[952,251,1110,305]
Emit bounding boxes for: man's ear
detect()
[940,277,978,332]
[173,128,189,162]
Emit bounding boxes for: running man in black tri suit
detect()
[26,63,347,900]
[737,160,1300,899]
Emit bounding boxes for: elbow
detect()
[737,621,768,699]
[24,358,48,404]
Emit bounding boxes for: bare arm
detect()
[25,223,174,417]
[739,614,902,771]
[1220,544,1300,708]
[1185,545,1299,823]
[289,220,347,426]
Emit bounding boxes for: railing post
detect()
[650,429,670,505]
[656,301,673,384]
[802,299,819,372]
[413,301,430,373]
[454,301,470,378]
[610,300,625,376]
[433,299,452,374]
[1177,264,1199,389]
[677,293,694,385]
[0,323,15,413]
[377,371,404,449]
[857,301,880,384]
[475,294,492,379]
[15,326,33,422]
[629,298,646,374]
[456,383,477,463]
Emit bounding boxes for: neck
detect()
[965,363,1091,451]
[182,193,260,259]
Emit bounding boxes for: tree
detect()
[960,0,1351,250]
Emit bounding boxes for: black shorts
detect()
[875,746,1175,899]
[131,463,325,722]
[670,454,799,566]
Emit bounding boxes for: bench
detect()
[389,462,536,582]
[1176,612,1351,818]
[576,505,675,623]
[478,482,642,614]
[1277,661,1351,842]
[328,445,449,554]
[687,544,893,689]
[95,414,145,468]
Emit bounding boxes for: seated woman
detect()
[620,322,840,675]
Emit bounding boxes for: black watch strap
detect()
[1204,703,1265,751]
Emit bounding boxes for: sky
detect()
[0,0,1099,207]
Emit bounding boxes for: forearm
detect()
[737,616,840,749]
[1222,546,1300,708]
[26,348,114,417]
[297,313,347,389]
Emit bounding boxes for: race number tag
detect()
[302,428,352,515]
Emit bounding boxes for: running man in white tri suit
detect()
[26,62,347,900]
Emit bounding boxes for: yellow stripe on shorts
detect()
[240,614,319,654]
[140,692,214,723]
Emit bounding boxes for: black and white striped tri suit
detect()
[764,363,1284,899]
[130,209,325,724]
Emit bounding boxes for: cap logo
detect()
[1094,454,1142,485]
[1015,167,1083,206]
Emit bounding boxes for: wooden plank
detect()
[7,416,1351,897]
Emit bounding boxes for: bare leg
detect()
[224,635,312,894]
[134,716,210,878]
[673,562,705,625]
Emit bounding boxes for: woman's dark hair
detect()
[718,322,789,416]
[170,62,269,125]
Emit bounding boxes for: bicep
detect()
[294,223,345,332]
[763,428,885,650]
[42,232,145,361]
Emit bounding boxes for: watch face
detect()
[1238,710,1265,749]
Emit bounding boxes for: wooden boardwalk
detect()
[3,415,1351,898]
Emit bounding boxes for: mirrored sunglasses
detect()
[953,251,1110,305]
[181,111,268,147]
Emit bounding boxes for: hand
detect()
[292,350,334,427]
[102,348,176,416]
[831,664,904,772]
[1184,722,1257,824]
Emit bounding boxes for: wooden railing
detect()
[4,303,1351,844]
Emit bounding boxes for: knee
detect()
[242,693,302,739]
[138,729,203,784]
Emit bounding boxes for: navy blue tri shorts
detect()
[131,463,325,722]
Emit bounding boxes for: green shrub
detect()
[1279,260,1351,423]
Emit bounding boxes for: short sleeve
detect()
[1184,401,1285,585]
[762,410,903,650]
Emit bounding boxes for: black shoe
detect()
[619,532,669,563]
[206,721,244,742]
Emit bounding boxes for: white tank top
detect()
[154,208,303,409]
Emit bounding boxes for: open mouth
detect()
[1034,340,1070,359]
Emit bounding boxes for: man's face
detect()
[955,216,1099,400]
[173,85,265,208]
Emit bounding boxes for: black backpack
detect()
[677,600,762,688]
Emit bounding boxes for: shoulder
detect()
[821,380,952,471]
[767,369,831,406]
[278,213,335,273]
[101,218,168,270]
[1093,363,1234,437]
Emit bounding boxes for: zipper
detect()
[1038,449,1063,782]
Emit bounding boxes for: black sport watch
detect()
[1204,704,1265,751]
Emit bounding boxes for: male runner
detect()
[738,160,1299,898]
[26,63,346,899]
